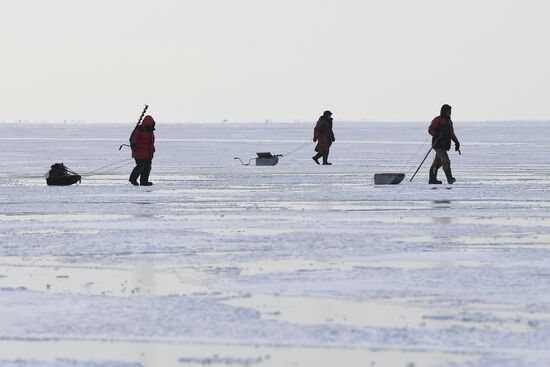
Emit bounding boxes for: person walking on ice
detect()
[428,104,461,184]
[312,110,335,165]
[129,115,156,186]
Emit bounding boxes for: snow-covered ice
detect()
[1,121,550,367]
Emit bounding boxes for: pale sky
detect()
[1,0,549,122]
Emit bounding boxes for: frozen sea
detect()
[1,121,550,367]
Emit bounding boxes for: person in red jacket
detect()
[428,104,460,184]
[312,110,335,165]
[129,115,156,186]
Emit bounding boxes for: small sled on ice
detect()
[46,163,81,186]
[235,152,283,166]
[374,173,405,185]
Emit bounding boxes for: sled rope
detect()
[81,158,134,177]
[283,141,314,157]
[86,161,134,176]
[401,136,430,174]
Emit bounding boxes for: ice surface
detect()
[1,121,550,366]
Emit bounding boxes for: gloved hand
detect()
[313,137,317,142]
[332,137,336,142]
[455,142,460,151]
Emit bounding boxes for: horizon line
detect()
[1,119,550,125]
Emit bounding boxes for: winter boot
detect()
[129,167,140,186]
[443,167,456,184]
[139,163,152,186]
[322,152,332,165]
[428,167,442,184]
[312,153,322,165]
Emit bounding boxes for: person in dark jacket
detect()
[312,110,335,165]
[129,115,156,186]
[428,104,460,184]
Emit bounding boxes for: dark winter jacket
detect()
[130,115,156,160]
[428,115,459,151]
[314,116,335,153]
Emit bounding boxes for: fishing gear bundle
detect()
[46,163,81,186]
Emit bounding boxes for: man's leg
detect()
[129,159,144,185]
[322,150,331,165]
[312,152,323,165]
[140,160,152,185]
[429,152,443,184]
[440,152,455,184]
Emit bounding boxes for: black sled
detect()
[235,152,282,166]
[374,173,405,185]
[46,163,81,186]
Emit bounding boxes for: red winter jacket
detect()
[428,116,459,151]
[130,115,156,159]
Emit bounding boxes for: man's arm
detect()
[450,121,460,151]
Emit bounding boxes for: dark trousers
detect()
[429,149,451,173]
[129,159,152,184]
[313,151,330,164]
